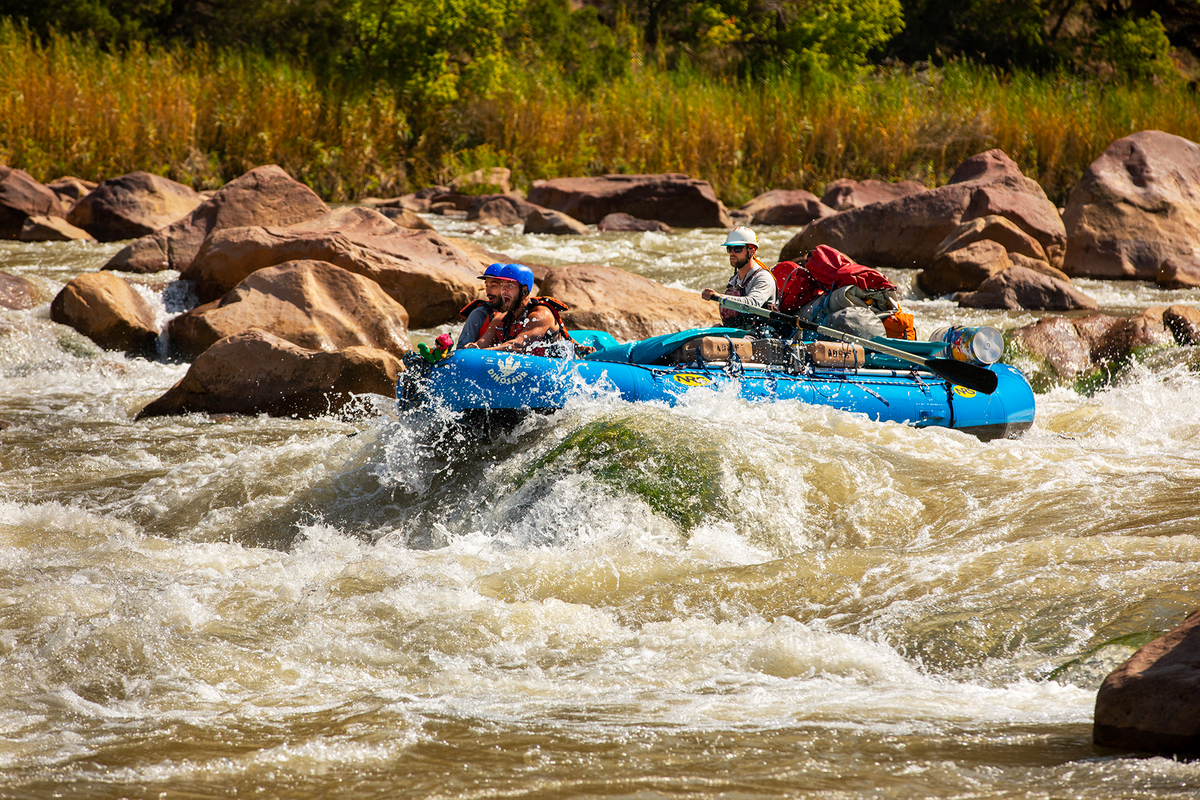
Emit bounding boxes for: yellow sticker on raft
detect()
[953,385,978,399]
[673,373,713,387]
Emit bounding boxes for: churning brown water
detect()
[2,222,1200,798]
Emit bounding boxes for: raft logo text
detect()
[489,356,528,385]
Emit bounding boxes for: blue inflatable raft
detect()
[399,326,1035,441]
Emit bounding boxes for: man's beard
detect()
[487,296,507,311]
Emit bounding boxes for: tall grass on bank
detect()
[3,19,1199,205]
[460,64,1200,206]
[0,21,411,199]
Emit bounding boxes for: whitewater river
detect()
[3,218,1200,798]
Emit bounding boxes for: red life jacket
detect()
[496,297,575,351]
[460,298,501,340]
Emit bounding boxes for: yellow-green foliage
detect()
[2,18,1199,205]
[0,21,411,199]
[460,62,1200,206]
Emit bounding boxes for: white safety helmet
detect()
[721,226,758,249]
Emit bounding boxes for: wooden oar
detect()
[711,296,1000,395]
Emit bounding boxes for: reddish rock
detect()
[821,178,926,211]
[137,329,402,419]
[1009,316,1095,379]
[781,150,1065,271]
[597,212,673,233]
[1086,313,1172,361]
[0,165,64,239]
[183,221,484,328]
[955,265,1097,311]
[1007,252,1070,281]
[1095,607,1200,755]
[0,271,40,310]
[737,189,835,226]
[528,174,733,228]
[467,194,539,227]
[19,214,95,242]
[936,214,1049,263]
[168,260,411,360]
[49,271,158,355]
[1157,255,1200,289]
[46,176,97,212]
[523,207,590,235]
[66,171,203,242]
[920,240,1012,296]
[540,264,720,341]
[1164,305,1200,345]
[103,165,329,273]
[1011,311,1171,378]
[376,206,434,230]
[363,185,449,214]
[1064,130,1200,281]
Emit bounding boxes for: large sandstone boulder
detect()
[46,176,97,212]
[1,271,41,310]
[66,171,204,242]
[137,329,401,419]
[183,214,483,328]
[540,264,720,341]
[955,266,1098,311]
[168,260,411,360]
[781,150,1065,271]
[919,215,1070,296]
[466,194,537,227]
[524,207,590,235]
[0,166,64,239]
[49,271,159,356]
[1010,310,1171,379]
[921,240,1013,296]
[1063,130,1200,280]
[821,178,926,211]
[376,206,434,230]
[20,214,95,242]
[1157,255,1200,289]
[528,174,733,228]
[597,212,673,233]
[104,165,329,273]
[738,189,835,226]
[361,185,448,214]
[1094,607,1200,755]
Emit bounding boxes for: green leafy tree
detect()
[891,0,1193,78]
[1095,11,1176,80]
[509,0,634,90]
[332,0,524,105]
[607,0,904,74]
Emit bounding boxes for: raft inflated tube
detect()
[930,325,1004,366]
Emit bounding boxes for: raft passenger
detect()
[463,263,573,355]
[456,262,508,348]
[701,226,777,329]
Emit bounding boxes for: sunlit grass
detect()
[460,63,1200,206]
[2,19,1197,205]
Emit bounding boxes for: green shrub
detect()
[1094,12,1178,82]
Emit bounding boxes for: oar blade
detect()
[925,358,999,395]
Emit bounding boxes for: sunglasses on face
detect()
[725,245,747,253]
